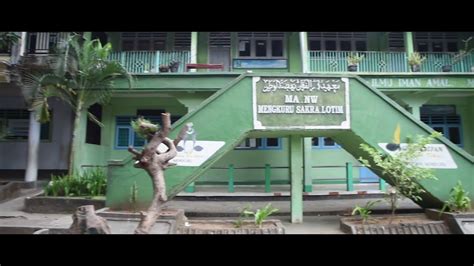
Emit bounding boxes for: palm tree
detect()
[21,33,132,176]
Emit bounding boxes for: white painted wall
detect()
[0,96,73,169]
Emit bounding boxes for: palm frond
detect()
[87,111,104,127]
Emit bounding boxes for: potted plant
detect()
[159,65,169,72]
[347,53,364,72]
[168,60,180,72]
[442,36,473,72]
[408,52,426,72]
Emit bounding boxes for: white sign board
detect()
[378,143,458,169]
[161,141,225,167]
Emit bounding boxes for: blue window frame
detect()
[115,115,182,149]
[421,114,463,147]
[312,137,340,149]
[235,138,282,150]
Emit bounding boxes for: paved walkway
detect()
[0,185,422,234]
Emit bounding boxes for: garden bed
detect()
[340,214,451,234]
[425,208,474,234]
[177,219,285,234]
[24,192,105,213]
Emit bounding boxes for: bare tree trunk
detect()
[68,101,83,176]
[128,113,187,234]
[69,205,111,234]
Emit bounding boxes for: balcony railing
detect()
[108,51,191,74]
[308,51,474,73]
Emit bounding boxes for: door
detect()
[209,32,231,71]
[209,47,231,71]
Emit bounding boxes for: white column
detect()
[25,111,40,182]
[190,32,198,72]
[299,32,309,73]
[20,32,27,56]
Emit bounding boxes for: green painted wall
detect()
[105,74,474,210]
[288,32,302,73]
[198,138,363,185]
[197,32,208,65]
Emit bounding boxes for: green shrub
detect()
[242,203,279,228]
[352,200,381,224]
[44,168,107,197]
[441,181,471,213]
[358,132,440,222]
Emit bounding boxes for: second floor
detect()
[2,31,474,76]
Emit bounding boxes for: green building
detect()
[1,32,473,222]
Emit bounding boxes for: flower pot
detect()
[159,67,169,73]
[347,65,358,72]
[411,64,420,72]
[442,65,452,72]
[170,66,179,73]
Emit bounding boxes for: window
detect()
[414,32,459,52]
[120,32,167,51]
[0,109,51,141]
[86,104,102,145]
[114,111,182,149]
[388,32,405,52]
[26,32,69,54]
[237,32,286,58]
[235,138,281,150]
[312,137,340,149]
[173,32,191,50]
[115,116,160,149]
[421,105,463,147]
[308,32,368,51]
[420,112,463,147]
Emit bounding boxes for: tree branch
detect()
[174,123,190,147]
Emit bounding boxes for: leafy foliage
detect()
[441,181,471,213]
[242,203,279,228]
[0,32,20,51]
[352,200,381,223]
[347,53,364,65]
[131,117,159,139]
[358,132,441,220]
[21,33,133,124]
[44,168,107,197]
[408,52,426,66]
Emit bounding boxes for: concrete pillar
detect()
[299,32,309,73]
[303,137,313,192]
[399,94,432,120]
[190,32,198,72]
[290,135,303,223]
[404,32,414,54]
[25,111,40,182]
[20,32,27,56]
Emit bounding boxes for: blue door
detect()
[359,167,379,183]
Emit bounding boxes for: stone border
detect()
[340,216,451,234]
[177,219,285,234]
[0,181,47,203]
[24,192,105,213]
[33,220,177,234]
[425,209,474,234]
[95,208,185,229]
